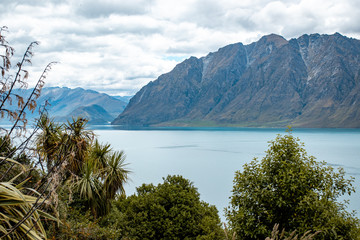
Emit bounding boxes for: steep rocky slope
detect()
[113,33,360,128]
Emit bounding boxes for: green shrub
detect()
[226,130,360,239]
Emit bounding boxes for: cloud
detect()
[2,0,360,97]
[75,0,154,18]
[248,0,360,38]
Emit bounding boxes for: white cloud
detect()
[2,0,360,96]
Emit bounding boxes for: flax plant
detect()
[0,180,56,240]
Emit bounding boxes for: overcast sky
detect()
[2,0,360,96]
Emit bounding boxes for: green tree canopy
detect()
[115,175,224,240]
[226,131,360,240]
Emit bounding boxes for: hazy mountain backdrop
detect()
[6,87,127,125]
[113,33,360,128]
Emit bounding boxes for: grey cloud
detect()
[335,8,360,34]
[0,0,61,6]
[50,19,162,38]
[6,34,37,47]
[166,39,228,56]
[0,0,64,18]
[235,18,256,31]
[178,0,227,29]
[282,20,318,39]
[127,74,158,80]
[170,0,256,33]
[178,0,312,33]
[75,0,155,18]
[31,34,88,54]
[97,23,162,36]
[342,23,360,34]
[166,45,200,55]
[191,0,225,28]
[116,25,162,36]
[225,10,257,31]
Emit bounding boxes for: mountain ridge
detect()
[4,87,127,125]
[113,33,360,128]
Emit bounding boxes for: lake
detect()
[93,127,360,221]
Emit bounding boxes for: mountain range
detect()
[6,87,127,125]
[112,33,360,128]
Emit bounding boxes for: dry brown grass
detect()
[265,224,320,240]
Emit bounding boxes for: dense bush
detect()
[226,130,360,239]
[114,175,224,240]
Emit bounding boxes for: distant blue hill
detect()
[112,95,133,103]
[2,87,128,125]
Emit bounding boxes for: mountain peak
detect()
[258,33,288,48]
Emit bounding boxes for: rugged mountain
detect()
[113,33,360,128]
[6,87,127,124]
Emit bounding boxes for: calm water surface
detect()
[94,127,360,221]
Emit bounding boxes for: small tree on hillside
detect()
[226,130,360,240]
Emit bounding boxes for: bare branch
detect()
[0,41,38,111]
[6,62,57,136]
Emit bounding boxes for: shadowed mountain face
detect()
[66,104,115,125]
[113,33,360,128]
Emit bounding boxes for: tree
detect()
[63,117,94,175]
[35,116,130,223]
[226,130,360,239]
[115,175,224,240]
[35,114,62,172]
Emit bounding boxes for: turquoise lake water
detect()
[93,127,360,221]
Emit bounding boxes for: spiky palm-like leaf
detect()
[103,151,129,200]
[90,139,111,170]
[64,117,93,175]
[35,114,62,172]
[72,160,107,217]
[75,161,102,201]
[0,181,56,240]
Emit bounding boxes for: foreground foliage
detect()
[0,26,56,239]
[47,175,224,240]
[114,175,224,240]
[35,116,130,239]
[0,181,56,240]
[226,130,360,239]
[0,137,50,240]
